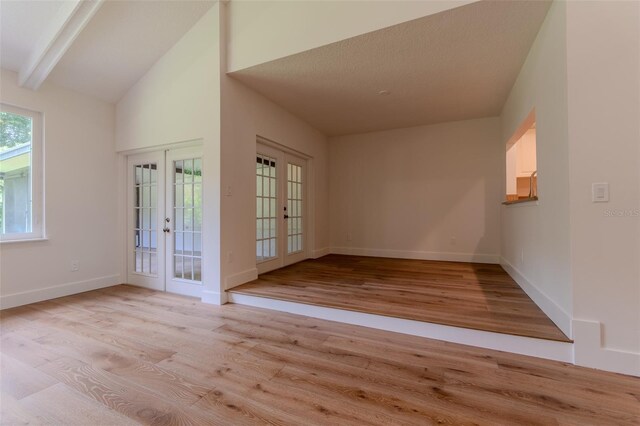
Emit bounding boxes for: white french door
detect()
[256,143,307,274]
[165,147,203,297]
[127,147,203,297]
[128,152,164,290]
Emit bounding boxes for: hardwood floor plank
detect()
[0,354,57,400]
[230,254,570,341]
[214,322,370,369]
[444,367,640,424]
[37,356,224,425]
[270,365,499,425]
[194,361,401,426]
[0,333,62,368]
[1,285,637,425]
[0,391,44,426]
[19,383,138,426]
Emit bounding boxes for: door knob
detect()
[163,227,170,233]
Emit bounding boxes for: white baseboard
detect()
[0,274,120,310]
[500,257,572,338]
[573,319,640,377]
[224,267,258,290]
[330,247,500,264]
[312,247,330,258]
[228,293,573,363]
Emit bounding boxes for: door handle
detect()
[284,214,289,219]
[163,227,170,233]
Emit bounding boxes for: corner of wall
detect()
[312,248,331,258]
[501,257,572,338]
[224,268,258,292]
[202,288,228,305]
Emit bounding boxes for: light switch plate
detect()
[592,183,609,202]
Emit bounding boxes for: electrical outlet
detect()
[227,252,233,263]
[347,232,352,242]
[520,249,524,265]
[450,236,457,246]
[70,260,79,272]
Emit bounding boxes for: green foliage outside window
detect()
[1,111,32,151]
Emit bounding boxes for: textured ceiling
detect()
[47,0,214,103]
[230,0,552,136]
[0,0,67,72]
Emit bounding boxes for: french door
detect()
[256,143,307,274]
[127,147,203,297]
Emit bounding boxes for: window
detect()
[0,104,43,241]
[506,109,537,202]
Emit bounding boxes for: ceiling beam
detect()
[19,0,104,90]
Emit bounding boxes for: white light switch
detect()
[592,183,609,202]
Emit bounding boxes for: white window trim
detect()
[0,103,45,242]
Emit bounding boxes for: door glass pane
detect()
[287,162,303,254]
[132,162,158,276]
[150,253,157,275]
[193,159,202,183]
[194,233,202,256]
[175,232,183,254]
[173,157,202,283]
[256,154,278,262]
[174,255,183,279]
[193,256,201,281]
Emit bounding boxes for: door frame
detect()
[256,136,313,274]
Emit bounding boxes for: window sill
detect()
[0,237,49,244]
[502,196,538,206]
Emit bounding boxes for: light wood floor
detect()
[1,286,638,425]
[231,255,570,342]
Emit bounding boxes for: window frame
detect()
[0,103,45,242]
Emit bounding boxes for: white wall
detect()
[329,118,502,263]
[499,1,572,336]
[566,0,640,376]
[115,7,222,302]
[0,69,119,308]
[227,0,474,72]
[219,2,329,298]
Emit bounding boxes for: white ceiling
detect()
[47,0,214,103]
[230,0,552,136]
[0,0,67,72]
[1,0,214,103]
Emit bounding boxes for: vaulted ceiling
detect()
[0,0,214,103]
